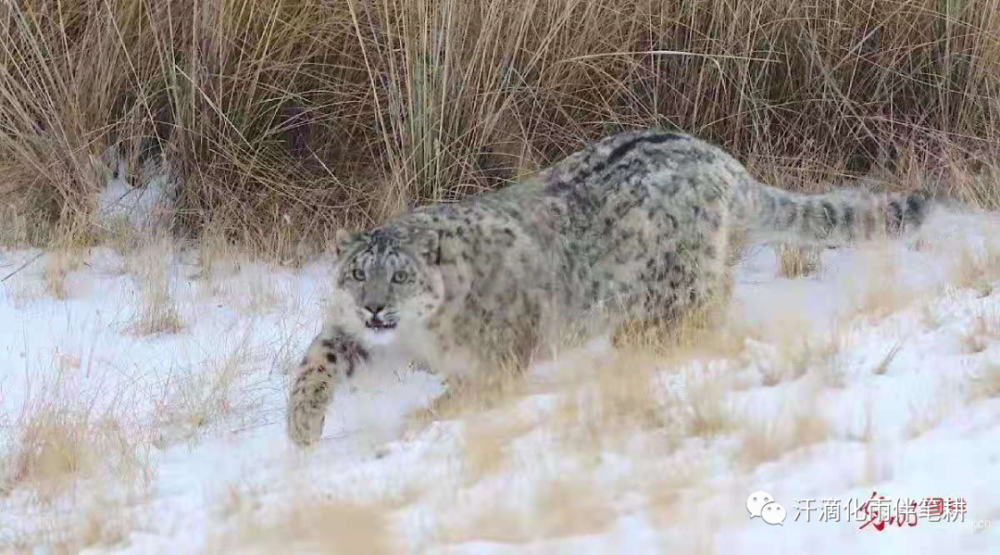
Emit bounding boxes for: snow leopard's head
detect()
[334,226,445,344]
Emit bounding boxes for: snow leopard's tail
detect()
[730,180,935,246]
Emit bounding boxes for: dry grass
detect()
[971,362,1000,399]
[210,496,396,555]
[962,309,1000,354]
[538,298,759,457]
[417,359,528,423]
[847,245,920,321]
[0,200,54,249]
[42,250,81,299]
[1,0,998,249]
[3,276,45,308]
[192,220,240,285]
[100,217,147,261]
[951,240,1000,295]
[123,238,184,335]
[0,368,153,503]
[642,457,710,525]
[238,265,286,314]
[920,299,946,330]
[211,481,266,522]
[268,321,313,378]
[612,299,750,359]
[872,339,905,376]
[682,377,739,439]
[435,477,614,545]
[149,330,264,443]
[778,244,822,279]
[193,228,298,312]
[551,353,738,458]
[5,493,139,554]
[460,412,537,483]
[726,231,754,267]
[554,362,664,454]
[739,404,831,467]
[762,324,849,388]
[530,479,615,539]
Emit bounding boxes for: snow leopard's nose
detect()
[364,303,386,316]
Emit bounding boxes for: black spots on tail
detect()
[820,201,838,236]
[606,132,685,165]
[800,202,813,237]
[586,131,686,176]
[887,199,905,234]
[885,193,928,235]
[842,205,855,240]
[762,191,777,219]
[864,209,877,240]
[904,193,928,227]
[782,198,798,229]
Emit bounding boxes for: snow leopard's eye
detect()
[391,270,408,284]
[351,268,366,281]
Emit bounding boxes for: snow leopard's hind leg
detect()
[610,219,734,350]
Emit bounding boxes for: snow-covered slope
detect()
[1,209,998,554]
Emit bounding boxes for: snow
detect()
[1,208,999,553]
[95,146,178,234]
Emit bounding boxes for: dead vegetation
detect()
[754,316,849,387]
[210,495,396,555]
[4,493,139,554]
[1,0,999,254]
[433,476,615,546]
[3,275,45,308]
[778,245,822,279]
[42,250,81,300]
[962,309,1000,354]
[847,245,920,321]
[951,240,1000,296]
[460,411,538,483]
[971,362,1000,399]
[123,238,184,335]
[0,366,153,503]
[416,357,528,424]
[149,332,264,443]
[871,340,905,376]
[2,0,1000,548]
[611,297,750,359]
[739,400,831,467]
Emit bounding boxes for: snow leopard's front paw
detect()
[287,394,326,447]
[285,325,369,447]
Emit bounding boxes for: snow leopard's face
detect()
[334,227,444,344]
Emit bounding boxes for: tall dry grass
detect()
[0,364,153,503]
[1,0,1000,250]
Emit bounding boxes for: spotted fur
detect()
[286,129,932,446]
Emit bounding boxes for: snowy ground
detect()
[1,208,1000,554]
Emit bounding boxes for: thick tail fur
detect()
[731,181,934,246]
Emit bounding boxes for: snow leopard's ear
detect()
[411,229,442,265]
[334,228,361,258]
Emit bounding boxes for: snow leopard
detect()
[287,128,932,446]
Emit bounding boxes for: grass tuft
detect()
[124,238,184,335]
[1,0,999,246]
[778,245,822,279]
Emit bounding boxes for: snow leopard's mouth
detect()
[365,318,397,332]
